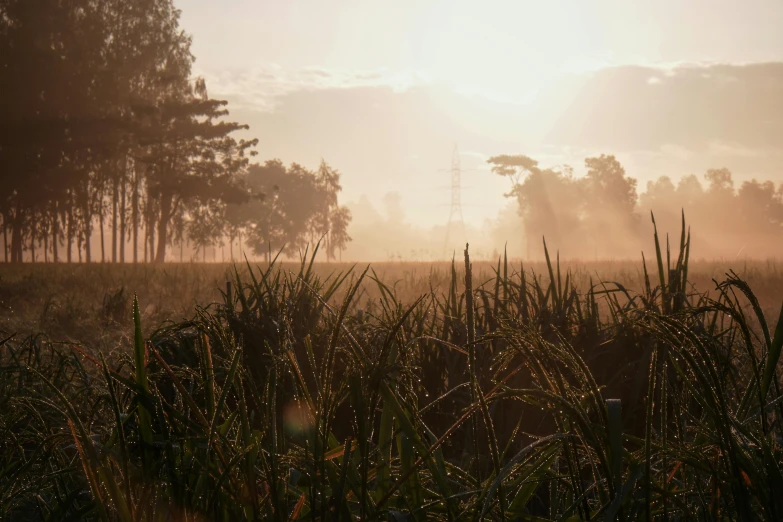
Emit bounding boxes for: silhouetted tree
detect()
[0,0,258,264]
[581,154,640,255]
[314,161,351,260]
[241,160,352,262]
[738,180,783,234]
[487,152,783,258]
[488,154,584,258]
[134,88,256,263]
[327,206,352,261]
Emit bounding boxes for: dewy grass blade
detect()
[762,300,783,401]
[651,212,668,313]
[132,294,153,474]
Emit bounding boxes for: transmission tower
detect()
[443,144,466,257]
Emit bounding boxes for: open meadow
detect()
[0,251,783,342]
[3,251,783,344]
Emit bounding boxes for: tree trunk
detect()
[120,161,126,263]
[66,206,73,263]
[11,203,22,263]
[84,219,92,263]
[112,176,118,263]
[82,195,92,263]
[154,192,172,264]
[30,230,35,263]
[52,208,58,263]
[144,224,148,263]
[3,220,7,263]
[44,231,48,263]
[11,218,22,263]
[100,198,105,262]
[149,221,155,264]
[11,224,21,263]
[132,164,139,263]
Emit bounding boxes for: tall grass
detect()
[2,216,782,520]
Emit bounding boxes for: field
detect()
[4,255,783,343]
[2,233,783,520]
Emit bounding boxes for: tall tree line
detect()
[490,154,783,259]
[0,0,263,264]
[0,0,353,263]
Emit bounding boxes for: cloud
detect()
[460,150,489,161]
[659,144,693,160]
[194,66,425,112]
[547,62,783,153]
[707,141,767,158]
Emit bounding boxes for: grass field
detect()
[3,254,783,343]
[2,228,783,520]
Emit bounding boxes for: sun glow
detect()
[405,1,602,102]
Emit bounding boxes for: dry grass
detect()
[2,257,783,344]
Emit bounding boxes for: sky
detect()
[176,0,783,228]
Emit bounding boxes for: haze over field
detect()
[2,0,783,262]
[167,0,783,260]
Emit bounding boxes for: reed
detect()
[2,215,782,520]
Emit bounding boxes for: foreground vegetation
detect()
[2,218,783,520]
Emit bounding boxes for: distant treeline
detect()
[489,154,783,259]
[0,0,351,264]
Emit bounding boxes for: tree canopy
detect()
[490,153,783,259]
[234,160,352,262]
[0,0,352,263]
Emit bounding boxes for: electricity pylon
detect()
[443,144,466,258]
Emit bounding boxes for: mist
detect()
[338,158,783,263]
[2,0,782,264]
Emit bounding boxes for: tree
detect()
[580,154,640,255]
[240,160,351,262]
[314,161,351,260]
[242,160,311,261]
[583,155,637,215]
[738,180,783,234]
[100,0,196,263]
[187,200,228,262]
[704,168,734,194]
[700,167,738,240]
[676,175,704,205]
[0,0,255,265]
[135,87,256,263]
[0,0,105,262]
[488,154,584,258]
[639,176,676,211]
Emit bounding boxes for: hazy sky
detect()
[177,0,783,227]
